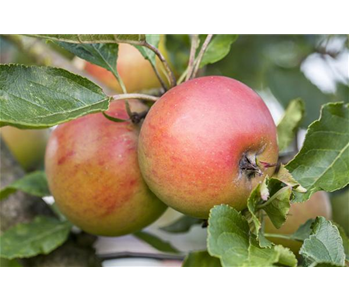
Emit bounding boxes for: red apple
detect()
[264,191,332,254]
[84,43,168,93]
[45,100,167,236]
[138,76,278,218]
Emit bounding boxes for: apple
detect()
[264,191,332,253]
[138,76,279,218]
[0,127,49,171]
[45,100,167,236]
[84,43,168,93]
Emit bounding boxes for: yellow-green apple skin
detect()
[84,43,167,93]
[138,76,279,218]
[265,191,332,253]
[45,100,167,236]
[0,127,49,171]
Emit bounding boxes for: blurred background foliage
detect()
[2,35,347,128]
[204,35,348,126]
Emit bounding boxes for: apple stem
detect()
[130,111,148,124]
[190,34,214,79]
[112,94,159,102]
[185,35,200,81]
[263,233,294,240]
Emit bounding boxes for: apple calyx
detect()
[239,153,263,179]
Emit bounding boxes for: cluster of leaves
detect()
[0,34,348,267]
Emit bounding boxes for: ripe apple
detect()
[45,100,167,236]
[0,127,49,171]
[264,191,332,253]
[138,76,279,218]
[84,43,168,93]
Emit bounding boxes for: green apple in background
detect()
[264,191,332,254]
[0,127,49,172]
[84,41,170,93]
[331,189,349,236]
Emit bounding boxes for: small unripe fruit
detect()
[138,76,278,218]
[45,100,167,236]
[0,127,49,171]
[84,43,167,93]
[264,191,332,253]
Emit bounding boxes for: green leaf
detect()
[277,98,305,151]
[291,219,314,241]
[258,231,274,248]
[50,203,67,221]
[0,216,72,259]
[246,182,264,236]
[243,179,267,247]
[55,42,125,93]
[160,216,202,233]
[28,34,145,44]
[262,186,292,229]
[133,35,160,70]
[0,257,22,267]
[207,205,296,267]
[286,103,349,202]
[274,245,298,267]
[200,35,238,68]
[0,171,50,201]
[0,64,110,129]
[182,251,221,267]
[133,231,180,254]
[300,217,346,267]
[102,112,127,123]
[336,224,349,261]
[267,66,333,126]
[272,165,307,193]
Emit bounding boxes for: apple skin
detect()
[138,76,279,218]
[0,127,49,171]
[45,100,167,237]
[264,191,332,254]
[84,43,166,93]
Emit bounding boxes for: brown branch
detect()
[185,35,200,81]
[191,34,213,79]
[143,41,176,88]
[150,63,168,93]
